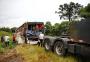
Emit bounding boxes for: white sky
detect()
[0,0,90,28]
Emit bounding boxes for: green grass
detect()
[0,31,12,36]
[0,31,12,39]
[16,45,81,62]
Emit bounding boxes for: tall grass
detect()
[0,31,12,36]
[16,45,81,62]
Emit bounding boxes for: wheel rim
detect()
[45,42,50,50]
[55,43,63,55]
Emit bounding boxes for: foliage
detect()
[0,42,4,53]
[59,21,70,34]
[79,3,90,18]
[45,21,52,35]
[11,27,17,33]
[0,27,17,33]
[45,21,69,36]
[51,23,60,36]
[56,2,82,21]
[9,40,14,49]
[0,27,11,32]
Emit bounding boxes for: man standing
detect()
[1,35,5,47]
[1,35,5,43]
[13,33,17,45]
[23,28,27,44]
[39,32,44,47]
[4,35,10,47]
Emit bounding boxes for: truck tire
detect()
[54,41,66,56]
[44,39,51,51]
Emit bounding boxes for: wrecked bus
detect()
[15,22,44,44]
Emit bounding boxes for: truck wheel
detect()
[44,39,51,51]
[54,41,66,56]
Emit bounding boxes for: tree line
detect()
[0,27,17,33]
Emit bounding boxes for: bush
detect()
[9,40,14,49]
[0,42,4,53]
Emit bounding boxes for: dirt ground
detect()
[0,49,23,62]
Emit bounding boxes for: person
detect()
[38,32,44,47]
[4,35,10,47]
[1,35,5,43]
[23,28,27,44]
[16,32,24,44]
[13,33,17,45]
[1,35,5,47]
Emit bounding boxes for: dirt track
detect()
[0,49,23,62]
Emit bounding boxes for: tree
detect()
[45,21,70,36]
[52,23,60,36]
[79,3,90,18]
[45,21,52,35]
[58,21,70,35]
[55,2,82,21]
[0,27,11,32]
[11,27,17,33]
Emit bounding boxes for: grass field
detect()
[0,31,12,39]
[16,45,81,62]
[0,31,12,36]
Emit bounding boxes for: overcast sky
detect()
[0,0,89,28]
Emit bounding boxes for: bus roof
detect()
[26,22,44,24]
[15,22,44,33]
